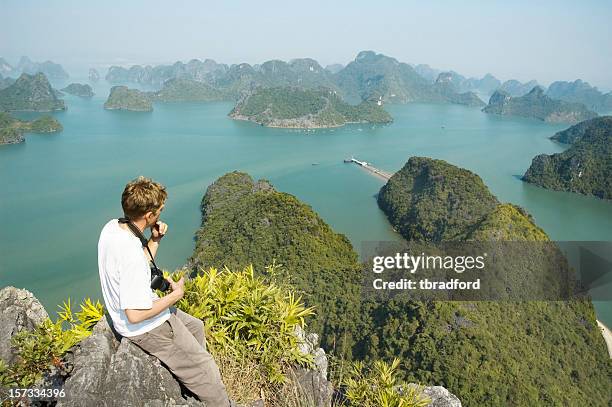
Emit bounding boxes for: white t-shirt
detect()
[97,219,170,337]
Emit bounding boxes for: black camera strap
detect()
[118,217,160,270]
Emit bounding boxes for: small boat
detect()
[312,162,320,166]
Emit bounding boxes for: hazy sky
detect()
[2,0,611,90]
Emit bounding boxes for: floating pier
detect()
[344,156,393,180]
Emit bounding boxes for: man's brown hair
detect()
[121,176,167,219]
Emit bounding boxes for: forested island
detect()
[483,87,597,123]
[189,171,363,348]
[104,86,152,111]
[151,78,226,102]
[0,112,62,145]
[228,86,393,128]
[61,83,94,98]
[375,156,611,405]
[185,164,612,406]
[0,73,65,112]
[523,116,612,200]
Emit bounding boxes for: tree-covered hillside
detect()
[229,86,392,128]
[151,78,227,102]
[483,87,598,124]
[375,156,611,406]
[523,116,612,200]
[189,172,364,357]
[188,165,611,406]
[104,86,152,111]
[0,73,65,112]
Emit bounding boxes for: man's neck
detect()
[119,217,147,234]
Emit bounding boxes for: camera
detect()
[150,265,170,292]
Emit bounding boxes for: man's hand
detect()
[151,221,168,242]
[167,276,185,300]
[125,277,185,324]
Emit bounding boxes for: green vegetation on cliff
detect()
[0,73,65,112]
[374,156,612,406]
[152,78,227,102]
[377,157,499,241]
[104,86,152,111]
[61,83,94,98]
[189,171,364,358]
[523,116,612,199]
[0,112,62,145]
[229,86,392,128]
[483,87,598,124]
[0,298,103,386]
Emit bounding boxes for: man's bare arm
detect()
[125,277,184,324]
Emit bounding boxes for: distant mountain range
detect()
[0,57,69,81]
[108,51,610,110]
[105,51,491,107]
[546,79,612,113]
[1,52,609,114]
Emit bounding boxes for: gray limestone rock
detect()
[292,326,333,407]
[421,385,462,407]
[57,317,203,407]
[0,286,49,364]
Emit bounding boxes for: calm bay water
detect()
[1,83,611,326]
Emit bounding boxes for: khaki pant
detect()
[128,308,230,407]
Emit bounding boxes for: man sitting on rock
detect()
[97,176,230,406]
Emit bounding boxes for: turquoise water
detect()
[1,83,611,327]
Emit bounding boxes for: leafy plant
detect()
[0,298,104,387]
[172,265,315,384]
[342,358,430,407]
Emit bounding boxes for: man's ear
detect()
[143,211,155,223]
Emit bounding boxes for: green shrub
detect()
[342,358,430,407]
[171,265,315,384]
[0,298,104,387]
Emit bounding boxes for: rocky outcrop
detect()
[420,386,462,407]
[0,287,341,406]
[483,87,598,124]
[56,317,203,407]
[0,287,49,364]
[292,326,333,406]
